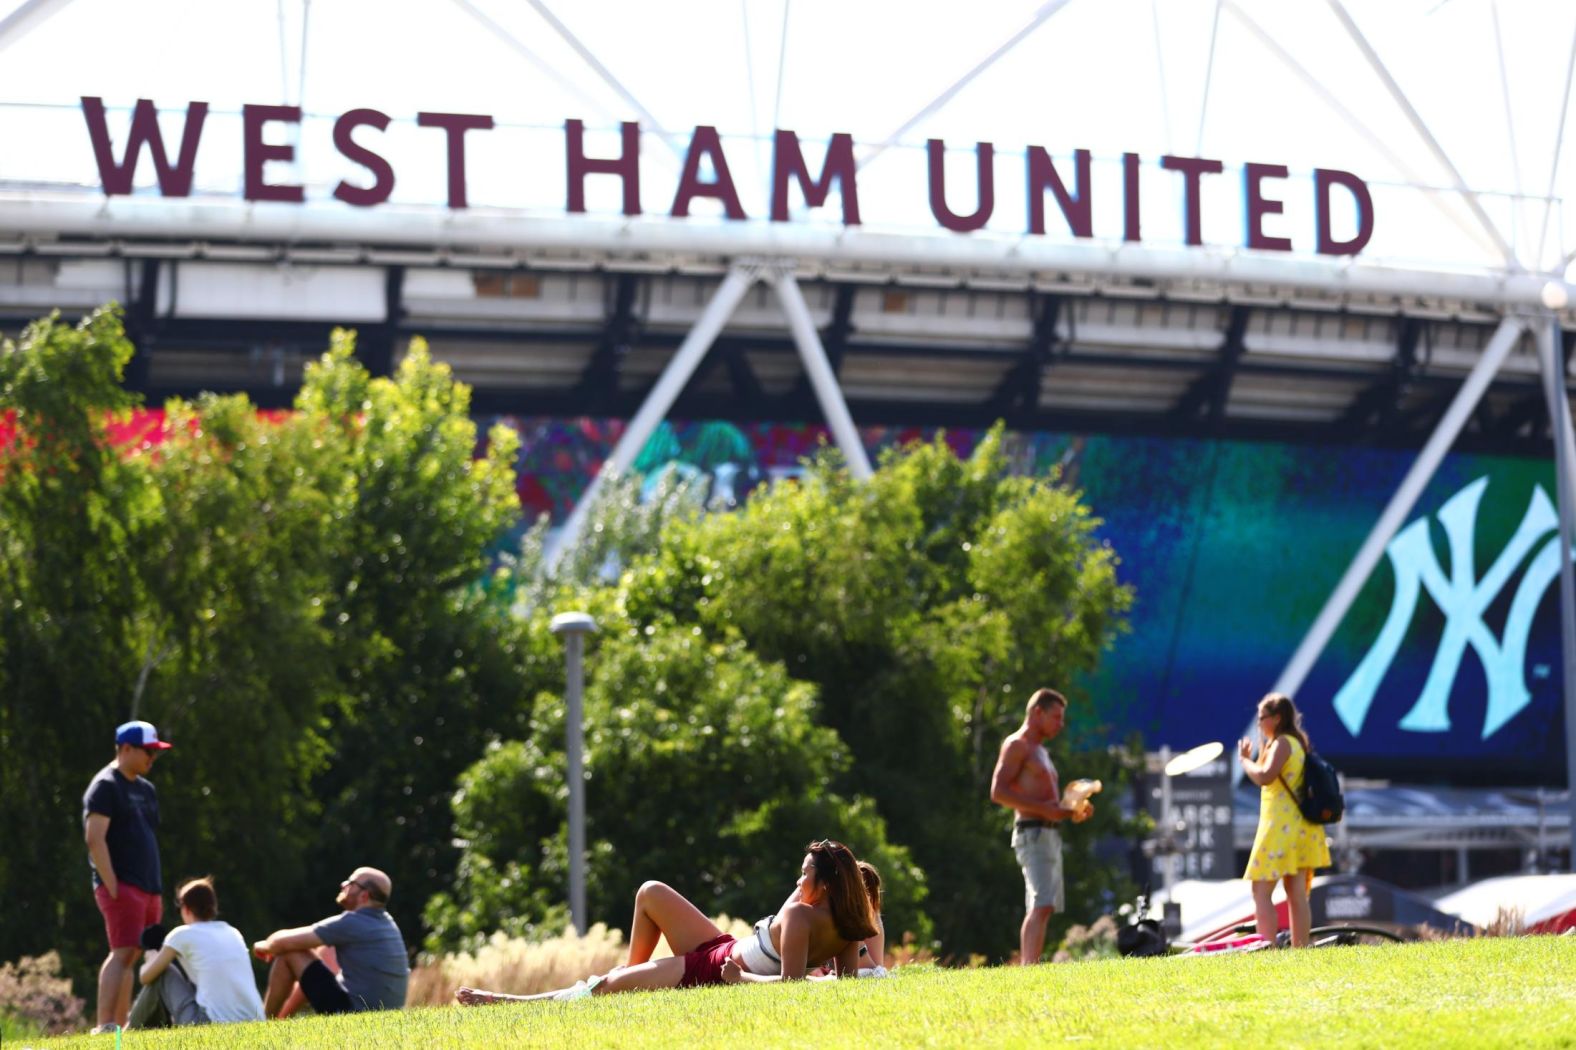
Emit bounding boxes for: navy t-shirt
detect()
[82,762,161,894]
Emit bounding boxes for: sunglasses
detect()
[342,878,386,901]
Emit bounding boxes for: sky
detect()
[0,0,1572,278]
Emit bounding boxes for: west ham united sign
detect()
[79,98,1374,256]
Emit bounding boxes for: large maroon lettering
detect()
[81,97,208,198]
[670,125,746,219]
[74,103,1377,257]
[771,130,860,225]
[566,119,641,216]
[1123,152,1142,242]
[1244,162,1293,251]
[1314,168,1374,256]
[1160,155,1224,246]
[1026,147,1091,237]
[417,111,495,209]
[242,104,304,203]
[332,109,395,207]
[927,139,994,233]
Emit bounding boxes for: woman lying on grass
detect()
[456,839,880,1003]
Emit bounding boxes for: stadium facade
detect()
[2,0,1572,879]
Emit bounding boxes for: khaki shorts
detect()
[1012,823,1064,913]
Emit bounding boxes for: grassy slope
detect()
[33,937,1576,1049]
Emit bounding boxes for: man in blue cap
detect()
[83,720,172,1034]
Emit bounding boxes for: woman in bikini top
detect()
[719,842,877,984]
[456,839,880,1005]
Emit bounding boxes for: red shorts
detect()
[678,933,737,988]
[94,883,163,950]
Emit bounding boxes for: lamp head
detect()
[550,612,598,636]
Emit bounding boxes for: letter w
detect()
[1333,477,1558,739]
[81,97,208,197]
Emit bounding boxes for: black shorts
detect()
[299,959,354,1015]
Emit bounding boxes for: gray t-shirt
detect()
[312,908,409,1011]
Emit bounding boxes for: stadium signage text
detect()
[81,98,1376,256]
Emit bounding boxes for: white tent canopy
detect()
[1434,873,1576,930]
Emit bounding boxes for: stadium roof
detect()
[0,0,1572,284]
[0,0,1572,459]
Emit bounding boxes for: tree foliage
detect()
[119,392,346,962]
[509,470,707,619]
[3,305,1137,988]
[435,430,1136,961]
[0,312,535,990]
[288,333,542,931]
[425,591,927,953]
[0,309,149,978]
[622,431,1137,958]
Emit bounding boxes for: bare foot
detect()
[456,987,509,1006]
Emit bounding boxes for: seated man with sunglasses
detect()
[252,867,409,1016]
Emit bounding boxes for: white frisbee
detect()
[1164,741,1225,777]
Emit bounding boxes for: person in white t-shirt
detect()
[127,877,265,1027]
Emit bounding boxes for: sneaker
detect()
[90,1023,121,1035]
[550,974,603,1002]
[551,980,590,1002]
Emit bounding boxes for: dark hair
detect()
[805,840,880,942]
[1030,688,1067,711]
[857,860,883,913]
[176,877,218,922]
[1258,693,1311,754]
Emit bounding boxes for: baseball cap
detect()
[115,720,173,750]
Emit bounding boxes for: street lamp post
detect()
[550,611,597,936]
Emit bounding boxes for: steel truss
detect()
[3,252,1568,455]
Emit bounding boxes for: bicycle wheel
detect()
[1308,924,1406,947]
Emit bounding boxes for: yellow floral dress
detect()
[1244,737,1331,883]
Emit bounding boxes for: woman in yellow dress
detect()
[1238,693,1330,947]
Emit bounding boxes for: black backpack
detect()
[1117,918,1169,958]
[1117,889,1170,958]
[1280,750,1344,824]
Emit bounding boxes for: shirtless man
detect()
[989,688,1093,965]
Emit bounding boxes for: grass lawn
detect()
[28,937,1576,1049]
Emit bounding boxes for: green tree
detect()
[426,591,926,954]
[0,309,149,979]
[294,332,539,931]
[120,393,345,955]
[626,428,1136,959]
[0,314,535,995]
[510,470,707,619]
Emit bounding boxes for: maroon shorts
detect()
[94,883,163,950]
[678,933,737,988]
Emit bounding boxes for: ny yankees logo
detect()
[1333,476,1566,740]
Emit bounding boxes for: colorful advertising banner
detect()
[492,414,1569,781]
